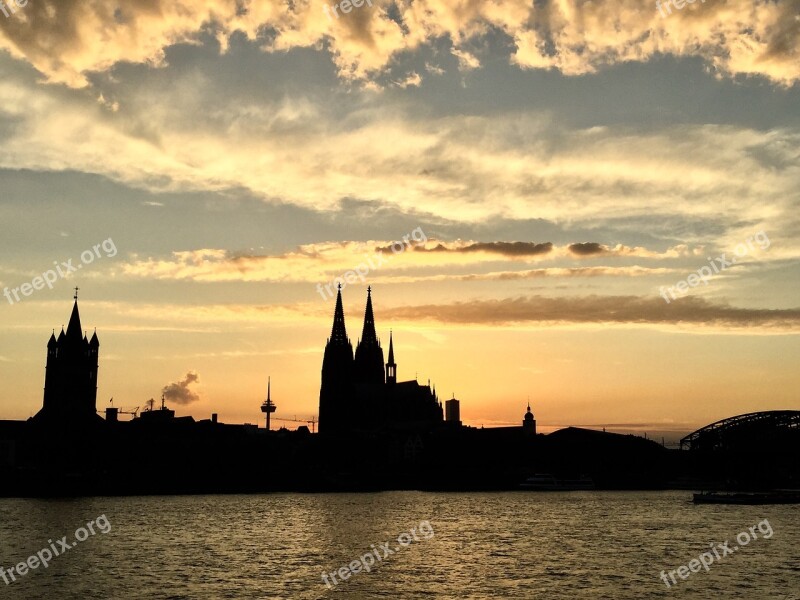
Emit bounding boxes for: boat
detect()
[692,491,800,505]
[520,474,594,491]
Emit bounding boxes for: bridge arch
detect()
[680,410,800,451]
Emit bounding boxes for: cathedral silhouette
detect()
[319,286,443,434]
[2,290,772,496]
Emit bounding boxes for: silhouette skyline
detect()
[1,285,797,445]
[0,291,796,497]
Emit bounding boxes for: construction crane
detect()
[118,406,140,420]
[272,415,317,433]
[99,398,140,421]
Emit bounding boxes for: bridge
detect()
[680,410,800,451]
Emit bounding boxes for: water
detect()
[0,491,798,599]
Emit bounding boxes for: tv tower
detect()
[261,376,276,431]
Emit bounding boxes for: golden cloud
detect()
[0,0,798,87]
[382,294,800,329]
[118,240,699,283]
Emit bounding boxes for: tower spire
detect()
[319,285,354,434]
[360,286,378,345]
[386,329,396,385]
[66,294,83,341]
[354,287,385,385]
[329,284,349,346]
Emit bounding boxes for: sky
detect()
[0,0,798,439]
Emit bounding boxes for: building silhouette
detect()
[523,402,536,435]
[318,285,355,433]
[6,291,792,496]
[33,289,101,424]
[319,286,443,433]
[445,397,461,426]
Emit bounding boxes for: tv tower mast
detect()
[260,377,277,431]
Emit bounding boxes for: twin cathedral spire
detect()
[325,286,394,386]
[319,286,422,433]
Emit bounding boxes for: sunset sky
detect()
[0,0,798,438]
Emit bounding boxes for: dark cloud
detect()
[162,371,201,405]
[761,3,800,63]
[402,241,554,256]
[568,243,608,256]
[382,295,800,329]
[461,242,553,256]
[462,266,664,281]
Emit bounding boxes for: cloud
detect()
[393,72,423,88]
[118,240,701,283]
[1,0,798,87]
[0,62,797,240]
[410,241,555,257]
[569,243,608,256]
[425,62,445,76]
[458,266,677,281]
[162,371,201,405]
[451,48,481,71]
[382,295,800,329]
[511,0,800,86]
[30,294,800,335]
[564,242,686,258]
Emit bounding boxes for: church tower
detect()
[523,402,537,435]
[318,285,354,434]
[385,331,396,385]
[353,287,385,385]
[37,289,100,423]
